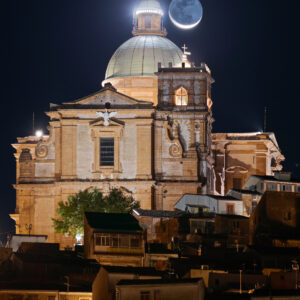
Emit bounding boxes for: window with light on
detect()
[175,87,188,106]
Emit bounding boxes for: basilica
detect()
[11,0,284,247]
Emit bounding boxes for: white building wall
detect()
[117,282,204,300]
[217,200,243,216]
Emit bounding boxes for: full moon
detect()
[169,0,203,30]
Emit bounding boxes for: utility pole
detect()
[264,107,267,132]
[239,269,242,294]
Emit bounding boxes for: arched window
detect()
[175,87,188,106]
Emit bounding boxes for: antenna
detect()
[264,107,267,132]
[32,112,35,135]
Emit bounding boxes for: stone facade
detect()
[211,132,284,195]
[11,0,284,248]
[11,65,215,247]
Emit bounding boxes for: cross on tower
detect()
[182,44,191,56]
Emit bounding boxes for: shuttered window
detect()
[100,138,114,166]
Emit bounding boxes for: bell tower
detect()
[133,0,167,36]
[153,62,215,210]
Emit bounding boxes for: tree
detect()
[52,188,140,238]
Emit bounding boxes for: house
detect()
[144,243,178,270]
[0,242,99,298]
[115,278,205,300]
[214,214,249,248]
[243,172,300,194]
[208,272,268,294]
[6,234,47,252]
[84,212,144,266]
[175,194,244,216]
[249,191,300,247]
[211,132,284,195]
[92,265,165,300]
[0,290,92,300]
[132,209,185,244]
[227,189,262,216]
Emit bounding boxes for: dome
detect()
[105,35,183,80]
[136,0,163,15]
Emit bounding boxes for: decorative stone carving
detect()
[173,120,191,152]
[35,144,48,158]
[96,109,117,126]
[169,144,182,158]
[164,122,183,158]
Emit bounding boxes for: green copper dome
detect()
[105,35,183,80]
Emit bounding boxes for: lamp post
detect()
[292,260,299,289]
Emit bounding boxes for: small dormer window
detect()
[175,87,188,106]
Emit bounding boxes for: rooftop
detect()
[133,209,185,218]
[117,278,202,286]
[102,265,164,276]
[251,174,300,183]
[84,212,142,233]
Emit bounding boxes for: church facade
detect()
[11,0,284,247]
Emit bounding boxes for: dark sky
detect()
[1,0,300,242]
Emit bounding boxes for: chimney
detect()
[168,62,172,68]
[158,62,162,70]
[182,62,185,68]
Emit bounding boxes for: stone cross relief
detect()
[96,109,117,126]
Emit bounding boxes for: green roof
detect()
[85,212,142,233]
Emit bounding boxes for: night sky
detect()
[1,0,300,242]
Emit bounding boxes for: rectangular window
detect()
[226,204,235,215]
[131,238,141,249]
[267,183,272,191]
[112,237,119,248]
[233,178,242,190]
[95,235,101,246]
[272,184,277,191]
[119,236,130,248]
[233,221,240,229]
[296,186,300,192]
[95,234,110,246]
[100,138,114,166]
[281,185,291,192]
[141,292,150,300]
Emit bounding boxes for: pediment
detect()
[62,84,153,107]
